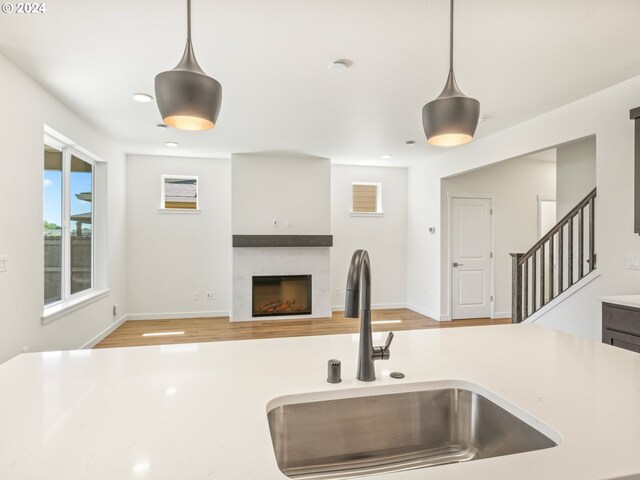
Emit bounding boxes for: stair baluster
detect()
[511,188,596,323]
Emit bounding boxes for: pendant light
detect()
[155,0,222,131]
[422,0,479,147]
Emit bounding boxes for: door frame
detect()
[447,193,496,320]
[537,195,556,238]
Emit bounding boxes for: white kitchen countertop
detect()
[601,294,640,309]
[1,324,639,480]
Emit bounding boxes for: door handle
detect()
[452,262,464,267]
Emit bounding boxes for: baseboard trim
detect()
[406,304,448,321]
[332,303,407,312]
[524,272,601,324]
[126,311,230,321]
[492,311,512,319]
[79,315,128,349]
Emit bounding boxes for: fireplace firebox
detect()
[252,275,312,317]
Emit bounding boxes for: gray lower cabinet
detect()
[602,303,640,353]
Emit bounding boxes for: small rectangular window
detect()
[352,182,382,214]
[161,176,198,210]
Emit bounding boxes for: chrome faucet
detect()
[345,249,394,382]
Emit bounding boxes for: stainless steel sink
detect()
[267,386,558,479]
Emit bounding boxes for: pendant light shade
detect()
[155,0,222,131]
[422,0,479,146]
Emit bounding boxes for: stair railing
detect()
[511,187,596,323]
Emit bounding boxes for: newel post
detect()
[510,253,524,324]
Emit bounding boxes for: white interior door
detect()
[538,198,557,238]
[538,198,557,302]
[451,197,492,319]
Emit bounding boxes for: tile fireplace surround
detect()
[231,236,333,322]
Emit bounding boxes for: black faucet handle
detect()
[373,332,394,361]
[384,332,394,349]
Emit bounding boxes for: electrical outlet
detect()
[626,255,640,270]
[206,292,214,300]
[272,218,279,227]
[336,288,341,296]
[286,219,293,228]
[0,255,7,273]
[193,291,200,300]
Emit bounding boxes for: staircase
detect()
[511,188,596,323]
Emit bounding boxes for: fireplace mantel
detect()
[232,235,333,248]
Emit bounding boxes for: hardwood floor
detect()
[95,309,510,349]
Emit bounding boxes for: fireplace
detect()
[252,275,312,317]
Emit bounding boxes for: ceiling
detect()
[1,0,640,166]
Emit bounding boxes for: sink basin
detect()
[267,384,559,479]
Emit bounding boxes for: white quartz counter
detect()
[601,294,640,309]
[1,324,639,480]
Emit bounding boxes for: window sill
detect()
[350,212,384,217]
[157,208,201,215]
[42,289,110,325]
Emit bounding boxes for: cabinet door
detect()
[604,329,640,354]
[602,303,640,337]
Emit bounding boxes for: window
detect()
[44,145,63,305]
[351,182,382,215]
[161,175,199,211]
[44,135,95,307]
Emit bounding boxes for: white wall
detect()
[125,160,407,319]
[440,158,556,319]
[331,165,407,310]
[406,161,445,319]
[407,73,640,340]
[126,155,231,319]
[232,153,331,234]
[0,54,128,362]
[556,136,597,217]
[530,278,602,340]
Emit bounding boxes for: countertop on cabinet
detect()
[601,294,640,309]
[0,324,639,479]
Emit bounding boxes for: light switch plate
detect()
[0,256,7,273]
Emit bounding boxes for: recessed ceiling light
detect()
[328,60,351,72]
[405,140,416,146]
[479,115,489,123]
[381,154,393,159]
[133,93,153,103]
[165,142,179,148]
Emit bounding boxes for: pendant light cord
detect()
[187,0,192,41]
[449,0,454,72]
